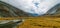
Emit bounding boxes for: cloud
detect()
[0,0,60,16]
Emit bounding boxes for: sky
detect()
[0,0,60,16]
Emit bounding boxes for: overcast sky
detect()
[0,0,60,16]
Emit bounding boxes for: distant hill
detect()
[0,1,60,17]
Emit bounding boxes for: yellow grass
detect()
[0,16,60,28]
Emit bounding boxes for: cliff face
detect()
[44,4,60,16]
[0,1,33,17]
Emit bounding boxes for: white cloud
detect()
[0,0,60,16]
